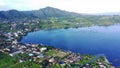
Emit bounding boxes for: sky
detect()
[0,0,120,13]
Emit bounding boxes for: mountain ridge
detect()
[1,7,120,23]
[0,7,80,21]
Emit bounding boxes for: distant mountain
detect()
[0,7,80,22]
[93,12,120,15]
[24,7,80,18]
[1,7,120,23]
[0,10,27,19]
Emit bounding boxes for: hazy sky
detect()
[0,0,120,13]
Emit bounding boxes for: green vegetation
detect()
[46,49,67,58]
[46,50,58,56]
[0,52,17,68]
[78,54,96,65]
[1,15,120,33]
[1,7,120,29]
[9,61,43,68]
[24,16,120,30]
[0,52,42,68]
[46,63,70,68]
[0,52,43,68]
[0,7,114,68]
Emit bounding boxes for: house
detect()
[99,65,106,68]
[49,58,55,63]
[31,44,38,47]
[28,53,34,57]
[3,48,10,52]
[40,47,47,52]
[14,32,18,37]
[37,54,44,58]
[12,40,18,44]
[9,50,22,56]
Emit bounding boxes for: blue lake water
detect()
[21,25,120,66]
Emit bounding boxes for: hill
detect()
[1,7,120,26]
[0,7,80,22]
[23,7,79,18]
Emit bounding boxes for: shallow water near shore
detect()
[21,25,120,67]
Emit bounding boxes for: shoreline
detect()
[0,22,115,67]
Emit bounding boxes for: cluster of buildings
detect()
[0,22,115,68]
[65,53,82,63]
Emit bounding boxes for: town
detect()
[0,20,115,68]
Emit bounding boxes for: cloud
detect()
[0,2,5,6]
[0,0,48,10]
[0,0,120,13]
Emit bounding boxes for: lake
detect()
[21,25,120,66]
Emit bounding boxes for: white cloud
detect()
[0,0,120,13]
[0,2,5,6]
